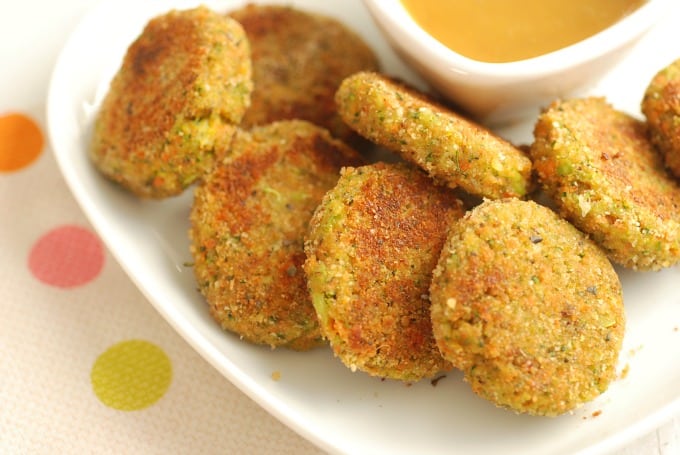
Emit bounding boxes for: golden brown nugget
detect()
[229,4,379,147]
[90,6,252,198]
[531,97,680,270]
[304,162,465,381]
[335,72,533,199]
[642,58,680,177]
[430,199,625,416]
[190,120,364,350]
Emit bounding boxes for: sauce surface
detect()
[400,0,646,63]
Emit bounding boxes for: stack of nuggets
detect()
[89,3,680,418]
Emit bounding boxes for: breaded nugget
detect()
[304,162,464,381]
[90,6,252,198]
[335,72,532,199]
[190,120,364,350]
[642,58,680,177]
[531,97,680,270]
[430,199,625,416]
[228,4,379,147]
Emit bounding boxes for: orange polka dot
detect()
[0,112,44,172]
[28,225,105,288]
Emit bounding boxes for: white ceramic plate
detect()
[47,1,680,454]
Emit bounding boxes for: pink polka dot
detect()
[28,225,105,287]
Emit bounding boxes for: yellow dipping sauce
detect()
[400,0,646,63]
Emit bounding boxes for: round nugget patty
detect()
[335,71,533,199]
[90,6,252,198]
[304,162,464,381]
[190,120,364,350]
[228,4,379,147]
[430,199,625,416]
[530,97,680,270]
[642,58,680,178]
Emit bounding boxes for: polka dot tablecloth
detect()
[0,1,322,453]
[0,1,677,454]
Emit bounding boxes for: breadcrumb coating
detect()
[90,6,252,198]
[430,198,625,416]
[531,97,680,270]
[229,4,379,148]
[335,71,533,199]
[642,58,680,177]
[190,120,364,350]
[304,162,464,381]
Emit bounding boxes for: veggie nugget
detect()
[229,4,379,147]
[190,120,364,350]
[642,58,680,178]
[430,199,625,416]
[304,162,465,381]
[531,97,680,270]
[90,6,252,198]
[335,72,532,199]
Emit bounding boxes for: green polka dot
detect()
[91,339,172,411]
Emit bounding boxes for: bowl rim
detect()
[362,0,672,81]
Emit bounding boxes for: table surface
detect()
[1,1,678,454]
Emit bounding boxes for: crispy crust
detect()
[190,120,364,350]
[335,71,533,199]
[642,58,680,177]
[531,97,680,270]
[304,162,464,381]
[430,199,625,416]
[90,6,252,198]
[229,4,379,148]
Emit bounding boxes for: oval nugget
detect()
[304,162,464,381]
[531,97,680,270]
[642,58,680,178]
[229,4,379,147]
[335,72,532,199]
[430,199,625,416]
[190,120,364,350]
[90,6,252,198]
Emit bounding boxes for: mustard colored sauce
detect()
[400,0,646,63]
